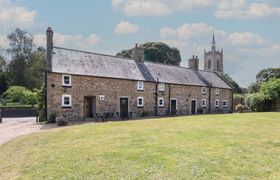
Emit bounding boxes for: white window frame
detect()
[202,99,206,107]
[202,87,207,94]
[158,98,164,107]
[62,74,71,86]
[62,94,72,107]
[215,99,219,107]
[137,97,144,107]
[222,100,228,108]
[158,83,165,92]
[215,88,220,95]
[137,81,144,91]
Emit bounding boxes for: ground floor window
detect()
[137,97,144,107]
[202,99,206,107]
[223,100,228,108]
[215,99,219,107]
[62,94,72,107]
[158,98,164,107]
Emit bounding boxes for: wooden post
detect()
[0,108,2,123]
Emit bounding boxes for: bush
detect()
[235,104,244,113]
[48,113,56,124]
[3,86,39,105]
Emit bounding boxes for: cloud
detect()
[112,0,213,17]
[215,1,280,19]
[34,33,101,49]
[227,32,271,46]
[0,0,36,28]
[0,34,9,48]
[114,21,140,35]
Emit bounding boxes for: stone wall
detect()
[47,72,233,121]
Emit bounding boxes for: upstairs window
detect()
[202,99,206,107]
[137,81,144,91]
[158,83,165,92]
[158,98,164,107]
[215,88,220,95]
[62,74,71,87]
[223,100,228,108]
[215,100,219,107]
[137,97,144,107]
[202,87,207,94]
[62,94,72,107]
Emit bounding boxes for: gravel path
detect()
[0,117,49,145]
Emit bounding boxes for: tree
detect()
[0,56,8,95]
[248,82,259,93]
[7,28,34,87]
[259,78,280,101]
[221,73,243,93]
[256,68,280,82]
[25,48,45,89]
[116,42,182,65]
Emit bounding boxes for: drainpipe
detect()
[168,84,171,114]
[231,89,234,113]
[155,77,159,116]
[208,83,212,114]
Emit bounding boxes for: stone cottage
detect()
[45,27,233,121]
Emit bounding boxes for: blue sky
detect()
[0,0,280,87]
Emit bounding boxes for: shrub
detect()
[3,86,27,103]
[48,113,56,124]
[235,104,244,113]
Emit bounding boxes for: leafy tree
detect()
[25,48,45,89]
[7,28,34,87]
[0,56,8,95]
[2,86,38,105]
[117,42,181,65]
[221,73,243,93]
[248,82,259,93]
[259,78,280,101]
[256,68,280,82]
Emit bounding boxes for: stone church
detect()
[45,27,232,121]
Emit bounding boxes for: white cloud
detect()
[112,0,213,17]
[114,21,140,35]
[0,0,36,28]
[33,33,101,49]
[215,1,280,19]
[228,32,271,46]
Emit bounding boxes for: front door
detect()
[120,98,128,118]
[171,99,177,115]
[84,96,95,118]
[191,100,196,114]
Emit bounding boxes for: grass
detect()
[0,112,280,179]
[0,102,33,108]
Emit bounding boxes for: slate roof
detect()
[52,47,232,89]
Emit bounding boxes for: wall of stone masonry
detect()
[47,72,232,121]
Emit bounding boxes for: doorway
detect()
[191,100,197,114]
[84,96,96,118]
[170,99,177,115]
[120,98,128,118]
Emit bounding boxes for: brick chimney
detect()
[188,55,199,70]
[46,27,53,71]
[131,43,144,63]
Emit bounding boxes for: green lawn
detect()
[1,113,280,179]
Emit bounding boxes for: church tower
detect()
[204,34,223,75]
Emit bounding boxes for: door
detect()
[171,99,177,115]
[191,100,196,114]
[120,98,128,118]
[84,96,95,118]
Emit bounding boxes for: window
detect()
[215,88,220,95]
[137,97,144,107]
[62,74,71,86]
[215,100,219,107]
[62,94,72,107]
[158,98,164,107]
[137,81,144,90]
[202,99,206,107]
[202,87,207,94]
[223,100,228,108]
[208,60,211,69]
[158,83,165,92]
